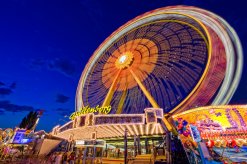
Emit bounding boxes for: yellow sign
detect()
[69,105,111,120]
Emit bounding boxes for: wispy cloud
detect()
[9,82,16,89]
[0,81,5,86]
[55,108,73,116]
[0,109,5,115]
[0,88,12,96]
[0,100,36,113]
[0,81,16,97]
[56,94,70,103]
[29,59,46,70]
[48,58,77,77]
[29,58,78,77]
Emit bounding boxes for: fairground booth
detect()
[172,105,247,163]
[51,6,244,164]
[0,127,63,162]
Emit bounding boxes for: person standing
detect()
[69,152,75,164]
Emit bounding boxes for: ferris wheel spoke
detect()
[102,69,122,107]
[128,67,159,108]
[128,68,175,132]
[116,88,128,114]
[128,67,174,131]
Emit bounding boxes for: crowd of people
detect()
[46,151,76,164]
[0,147,77,164]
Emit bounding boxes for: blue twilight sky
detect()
[0,0,246,132]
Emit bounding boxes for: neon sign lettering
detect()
[69,105,111,120]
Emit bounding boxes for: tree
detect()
[19,111,38,130]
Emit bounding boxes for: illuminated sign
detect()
[75,139,105,147]
[76,140,85,145]
[94,114,144,125]
[12,129,33,144]
[69,105,111,120]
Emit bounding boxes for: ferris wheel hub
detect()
[115,51,134,69]
[119,55,127,63]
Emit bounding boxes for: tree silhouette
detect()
[19,111,38,130]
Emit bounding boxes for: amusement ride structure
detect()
[51,6,244,164]
[76,6,242,116]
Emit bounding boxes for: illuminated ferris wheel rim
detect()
[76,10,212,111]
[76,6,243,114]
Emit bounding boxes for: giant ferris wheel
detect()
[76,6,242,117]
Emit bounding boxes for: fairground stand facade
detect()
[52,108,171,163]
